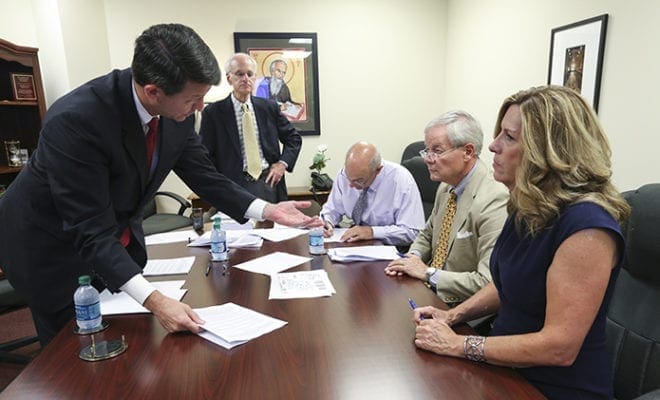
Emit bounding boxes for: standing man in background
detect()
[200,53,301,203]
[321,141,425,246]
[385,111,508,305]
[0,24,318,346]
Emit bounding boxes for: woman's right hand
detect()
[413,305,452,325]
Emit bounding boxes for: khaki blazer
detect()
[410,159,508,303]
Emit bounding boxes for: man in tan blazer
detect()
[385,110,508,305]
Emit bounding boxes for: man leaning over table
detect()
[0,23,320,346]
[320,141,425,246]
[384,111,508,305]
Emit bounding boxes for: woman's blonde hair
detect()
[494,85,630,235]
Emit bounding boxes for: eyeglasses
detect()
[341,168,376,187]
[419,146,458,161]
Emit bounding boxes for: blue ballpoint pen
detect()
[408,298,424,320]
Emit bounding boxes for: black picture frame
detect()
[547,14,608,112]
[234,32,320,136]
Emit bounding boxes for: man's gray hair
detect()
[424,110,483,156]
[225,53,257,75]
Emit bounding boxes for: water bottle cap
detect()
[78,275,91,285]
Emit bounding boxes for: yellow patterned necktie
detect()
[431,190,457,268]
[241,103,262,180]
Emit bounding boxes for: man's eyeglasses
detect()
[419,146,458,161]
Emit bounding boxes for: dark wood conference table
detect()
[2,235,545,399]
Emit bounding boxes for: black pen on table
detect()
[205,261,211,277]
[408,297,424,320]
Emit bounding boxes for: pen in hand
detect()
[408,298,424,320]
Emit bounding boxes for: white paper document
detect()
[100,280,187,315]
[143,256,195,276]
[251,228,308,242]
[145,229,198,245]
[187,230,263,249]
[327,245,400,262]
[232,251,311,276]
[323,228,348,243]
[195,303,287,349]
[269,270,336,299]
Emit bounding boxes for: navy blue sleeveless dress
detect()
[490,202,624,399]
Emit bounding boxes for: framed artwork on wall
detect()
[234,32,321,136]
[547,14,608,112]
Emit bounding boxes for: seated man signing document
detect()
[320,141,425,246]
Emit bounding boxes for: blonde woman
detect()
[412,86,630,400]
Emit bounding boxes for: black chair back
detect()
[607,183,660,400]
[401,156,439,220]
[401,141,425,163]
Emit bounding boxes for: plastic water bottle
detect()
[309,226,326,255]
[210,215,228,261]
[74,275,102,331]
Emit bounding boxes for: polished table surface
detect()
[2,235,545,399]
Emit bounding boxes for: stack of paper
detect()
[195,303,287,349]
[143,256,195,276]
[327,245,400,262]
[269,270,336,299]
[146,229,197,245]
[187,230,263,249]
[99,281,187,315]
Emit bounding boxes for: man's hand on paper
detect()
[264,201,323,228]
[144,290,205,333]
[340,226,373,242]
[384,254,427,280]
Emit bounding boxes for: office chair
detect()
[0,278,39,364]
[401,156,439,220]
[142,191,193,235]
[401,140,425,163]
[607,183,660,400]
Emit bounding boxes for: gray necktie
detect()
[351,187,369,225]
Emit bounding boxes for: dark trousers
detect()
[30,301,75,347]
[243,169,287,203]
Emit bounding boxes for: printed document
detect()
[269,270,336,299]
[143,256,195,276]
[195,303,287,349]
[327,245,400,262]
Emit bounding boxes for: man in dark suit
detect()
[199,53,301,203]
[0,24,319,346]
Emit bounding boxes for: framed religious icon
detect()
[10,73,37,101]
[234,32,321,135]
[547,14,608,112]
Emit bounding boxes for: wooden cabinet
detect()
[0,38,46,187]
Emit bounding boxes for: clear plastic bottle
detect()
[210,215,228,261]
[309,226,326,255]
[74,275,102,330]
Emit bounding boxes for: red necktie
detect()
[145,117,159,173]
[120,117,159,248]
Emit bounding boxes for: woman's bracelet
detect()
[464,335,487,362]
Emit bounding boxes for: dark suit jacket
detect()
[199,95,301,201]
[0,69,256,314]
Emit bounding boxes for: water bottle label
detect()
[309,234,323,247]
[211,241,227,253]
[75,301,101,321]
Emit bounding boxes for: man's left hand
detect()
[265,162,286,187]
[263,201,323,228]
[340,226,373,242]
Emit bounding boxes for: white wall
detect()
[100,0,449,201]
[444,0,660,191]
[4,0,657,212]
